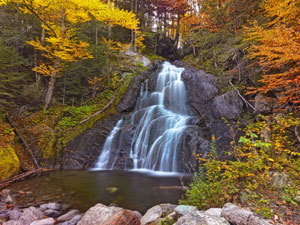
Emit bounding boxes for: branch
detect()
[79,93,118,124]
[229,81,256,111]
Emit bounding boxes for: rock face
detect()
[116,61,162,113]
[65,60,245,171]
[63,114,121,169]
[213,91,244,120]
[156,37,179,61]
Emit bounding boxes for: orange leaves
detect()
[246,0,300,110]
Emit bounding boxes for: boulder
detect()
[102,209,141,225]
[141,204,176,225]
[7,207,44,225]
[269,171,289,190]
[57,209,79,222]
[1,190,13,202]
[40,203,61,211]
[43,209,61,218]
[174,205,197,216]
[212,91,244,120]
[30,218,55,225]
[9,209,22,220]
[60,214,82,225]
[174,210,229,225]
[255,94,271,114]
[205,208,222,217]
[124,50,151,67]
[78,203,121,225]
[181,67,219,116]
[221,203,272,225]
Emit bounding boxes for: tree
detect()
[246,0,300,111]
[0,39,28,113]
[2,0,139,110]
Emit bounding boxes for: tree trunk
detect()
[44,62,58,110]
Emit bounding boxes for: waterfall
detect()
[94,62,190,172]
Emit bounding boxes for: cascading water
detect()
[94,62,190,172]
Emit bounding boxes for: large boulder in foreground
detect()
[141,204,176,225]
[78,203,121,225]
[102,209,141,225]
[174,210,230,225]
[221,203,272,225]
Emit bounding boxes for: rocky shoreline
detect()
[0,188,277,225]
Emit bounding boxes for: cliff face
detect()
[64,61,244,172]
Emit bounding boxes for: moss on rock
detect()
[0,121,20,181]
[0,146,20,180]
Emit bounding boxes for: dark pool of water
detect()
[9,170,191,214]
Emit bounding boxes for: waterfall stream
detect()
[94,62,190,172]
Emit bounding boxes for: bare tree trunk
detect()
[44,61,58,110]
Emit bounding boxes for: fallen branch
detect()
[0,168,48,189]
[229,81,256,111]
[79,93,118,124]
[5,114,40,169]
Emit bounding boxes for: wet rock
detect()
[40,202,61,211]
[212,91,244,120]
[43,209,61,218]
[63,114,121,169]
[78,203,121,225]
[57,209,79,222]
[9,209,22,220]
[205,208,222,217]
[174,210,229,225]
[141,204,176,225]
[30,218,55,225]
[59,214,82,225]
[174,205,197,216]
[102,209,141,225]
[221,203,272,225]
[116,62,162,113]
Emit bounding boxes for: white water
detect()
[94,62,190,172]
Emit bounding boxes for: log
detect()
[79,93,117,124]
[5,114,40,169]
[0,168,47,189]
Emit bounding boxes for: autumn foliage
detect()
[247,0,300,110]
